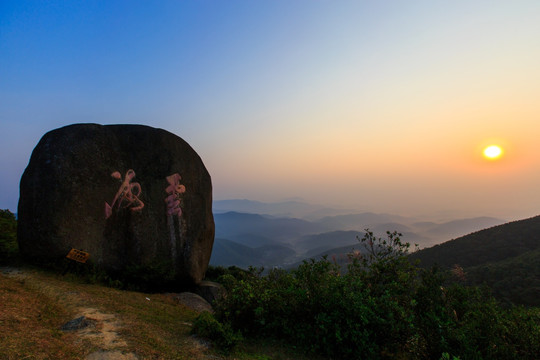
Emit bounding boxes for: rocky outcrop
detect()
[18,123,214,286]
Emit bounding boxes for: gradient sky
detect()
[1,1,540,220]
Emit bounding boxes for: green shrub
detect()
[212,229,540,359]
[502,306,540,359]
[191,311,242,353]
[439,353,461,360]
[214,231,418,359]
[0,209,18,261]
[205,265,252,282]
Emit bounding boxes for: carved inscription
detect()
[105,169,144,219]
[165,173,186,217]
[165,173,186,267]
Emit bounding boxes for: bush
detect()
[62,259,178,292]
[214,231,418,358]
[0,209,18,261]
[212,230,540,359]
[205,265,252,282]
[191,311,242,353]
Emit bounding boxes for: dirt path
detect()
[72,307,139,359]
[1,267,139,360]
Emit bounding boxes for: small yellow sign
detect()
[66,248,90,263]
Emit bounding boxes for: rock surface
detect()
[18,123,214,286]
[195,280,226,304]
[61,316,95,331]
[169,292,213,313]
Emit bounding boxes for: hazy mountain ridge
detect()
[213,211,328,241]
[213,199,355,220]
[294,230,364,255]
[424,216,507,238]
[210,237,296,268]
[211,206,540,306]
[210,200,507,269]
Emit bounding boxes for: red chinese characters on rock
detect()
[165,173,186,216]
[165,173,186,266]
[105,169,145,219]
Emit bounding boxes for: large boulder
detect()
[18,123,214,286]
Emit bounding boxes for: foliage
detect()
[439,354,461,360]
[57,258,181,292]
[2,264,320,360]
[212,230,540,359]
[205,265,253,282]
[57,258,124,289]
[464,248,540,307]
[191,311,242,354]
[0,209,18,261]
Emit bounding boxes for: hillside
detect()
[0,266,318,360]
[422,217,506,242]
[3,209,540,357]
[466,248,540,306]
[0,266,206,359]
[411,215,540,306]
[411,215,540,268]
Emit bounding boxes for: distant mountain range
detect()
[211,199,540,306]
[209,199,506,269]
[210,238,295,269]
[213,199,355,220]
[210,199,540,306]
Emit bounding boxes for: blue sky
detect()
[2,1,540,220]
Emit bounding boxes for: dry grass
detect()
[0,272,87,359]
[0,267,321,360]
[0,268,212,359]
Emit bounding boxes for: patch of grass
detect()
[2,267,319,360]
[109,294,201,358]
[0,273,86,359]
[19,269,202,359]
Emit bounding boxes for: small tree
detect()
[348,230,419,291]
[349,230,417,266]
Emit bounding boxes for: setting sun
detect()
[483,145,503,160]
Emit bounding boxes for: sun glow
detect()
[483,145,503,160]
